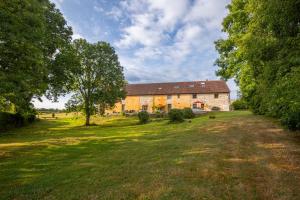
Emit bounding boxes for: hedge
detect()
[0,112,36,132]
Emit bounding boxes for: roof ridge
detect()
[127,80,224,85]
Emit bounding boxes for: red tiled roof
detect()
[126,80,230,96]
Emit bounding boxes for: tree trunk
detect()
[85,101,90,126]
[85,113,90,126]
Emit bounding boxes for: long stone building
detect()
[108,80,230,113]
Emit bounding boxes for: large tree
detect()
[215,0,300,130]
[0,0,73,113]
[59,39,126,125]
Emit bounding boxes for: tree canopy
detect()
[0,0,73,113]
[60,39,126,125]
[215,0,300,130]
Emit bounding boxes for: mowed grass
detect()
[1,111,300,200]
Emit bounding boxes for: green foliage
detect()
[0,0,72,113]
[0,97,14,112]
[231,99,248,110]
[65,94,83,113]
[138,111,150,124]
[61,39,126,125]
[215,0,300,130]
[0,112,36,131]
[182,108,195,119]
[168,109,184,123]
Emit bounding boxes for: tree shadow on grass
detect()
[0,120,71,137]
[1,114,300,199]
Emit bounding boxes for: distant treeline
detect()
[37,108,65,113]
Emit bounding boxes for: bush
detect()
[0,112,23,130]
[281,111,300,131]
[0,112,36,131]
[168,109,184,123]
[138,111,150,124]
[231,99,248,110]
[24,113,36,123]
[209,115,216,119]
[182,108,195,119]
[211,106,221,111]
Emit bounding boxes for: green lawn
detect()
[1,111,300,200]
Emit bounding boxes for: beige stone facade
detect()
[106,81,230,114]
[107,93,230,114]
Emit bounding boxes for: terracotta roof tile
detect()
[126,80,230,96]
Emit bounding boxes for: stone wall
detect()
[106,93,230,114]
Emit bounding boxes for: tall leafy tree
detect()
[0,0,72,113]
[215,0,300,130]
[59,39,126,125]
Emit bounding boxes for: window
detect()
[167,95,172,100]
[177,94,180,98]
[167,104,172,112]
[192,94,197,99]
[192,103,197,109]
[214,93,219,99]
[142,105,148,111]
[201,103,204,109]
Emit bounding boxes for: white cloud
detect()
[116,0,229,61]
[94,5,104,13]
[114,0,231,90]
[184,0,229,30]
[106,6,123,20]
[147,0,189,29]
[116,0,189,48]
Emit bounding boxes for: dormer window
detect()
[174,86,179,89]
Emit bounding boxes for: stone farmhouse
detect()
[108,80,230,113]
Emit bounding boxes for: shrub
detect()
[24,113,36,123]
[138,111,150,124]
[281,111,300,131]
[211,106,221,111]
[182,108,195,119]
[168,109,184,123]
[209,115,216,119]
[231,99,248,110]
[13,113,25,127]
[0,112,23,130]
[0,111,36,131]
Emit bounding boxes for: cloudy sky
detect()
[33,0,237,109]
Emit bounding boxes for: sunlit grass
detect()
[0,111,300,200]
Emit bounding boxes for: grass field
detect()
[0,111,300,200]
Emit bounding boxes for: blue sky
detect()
[33,0,237,109]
